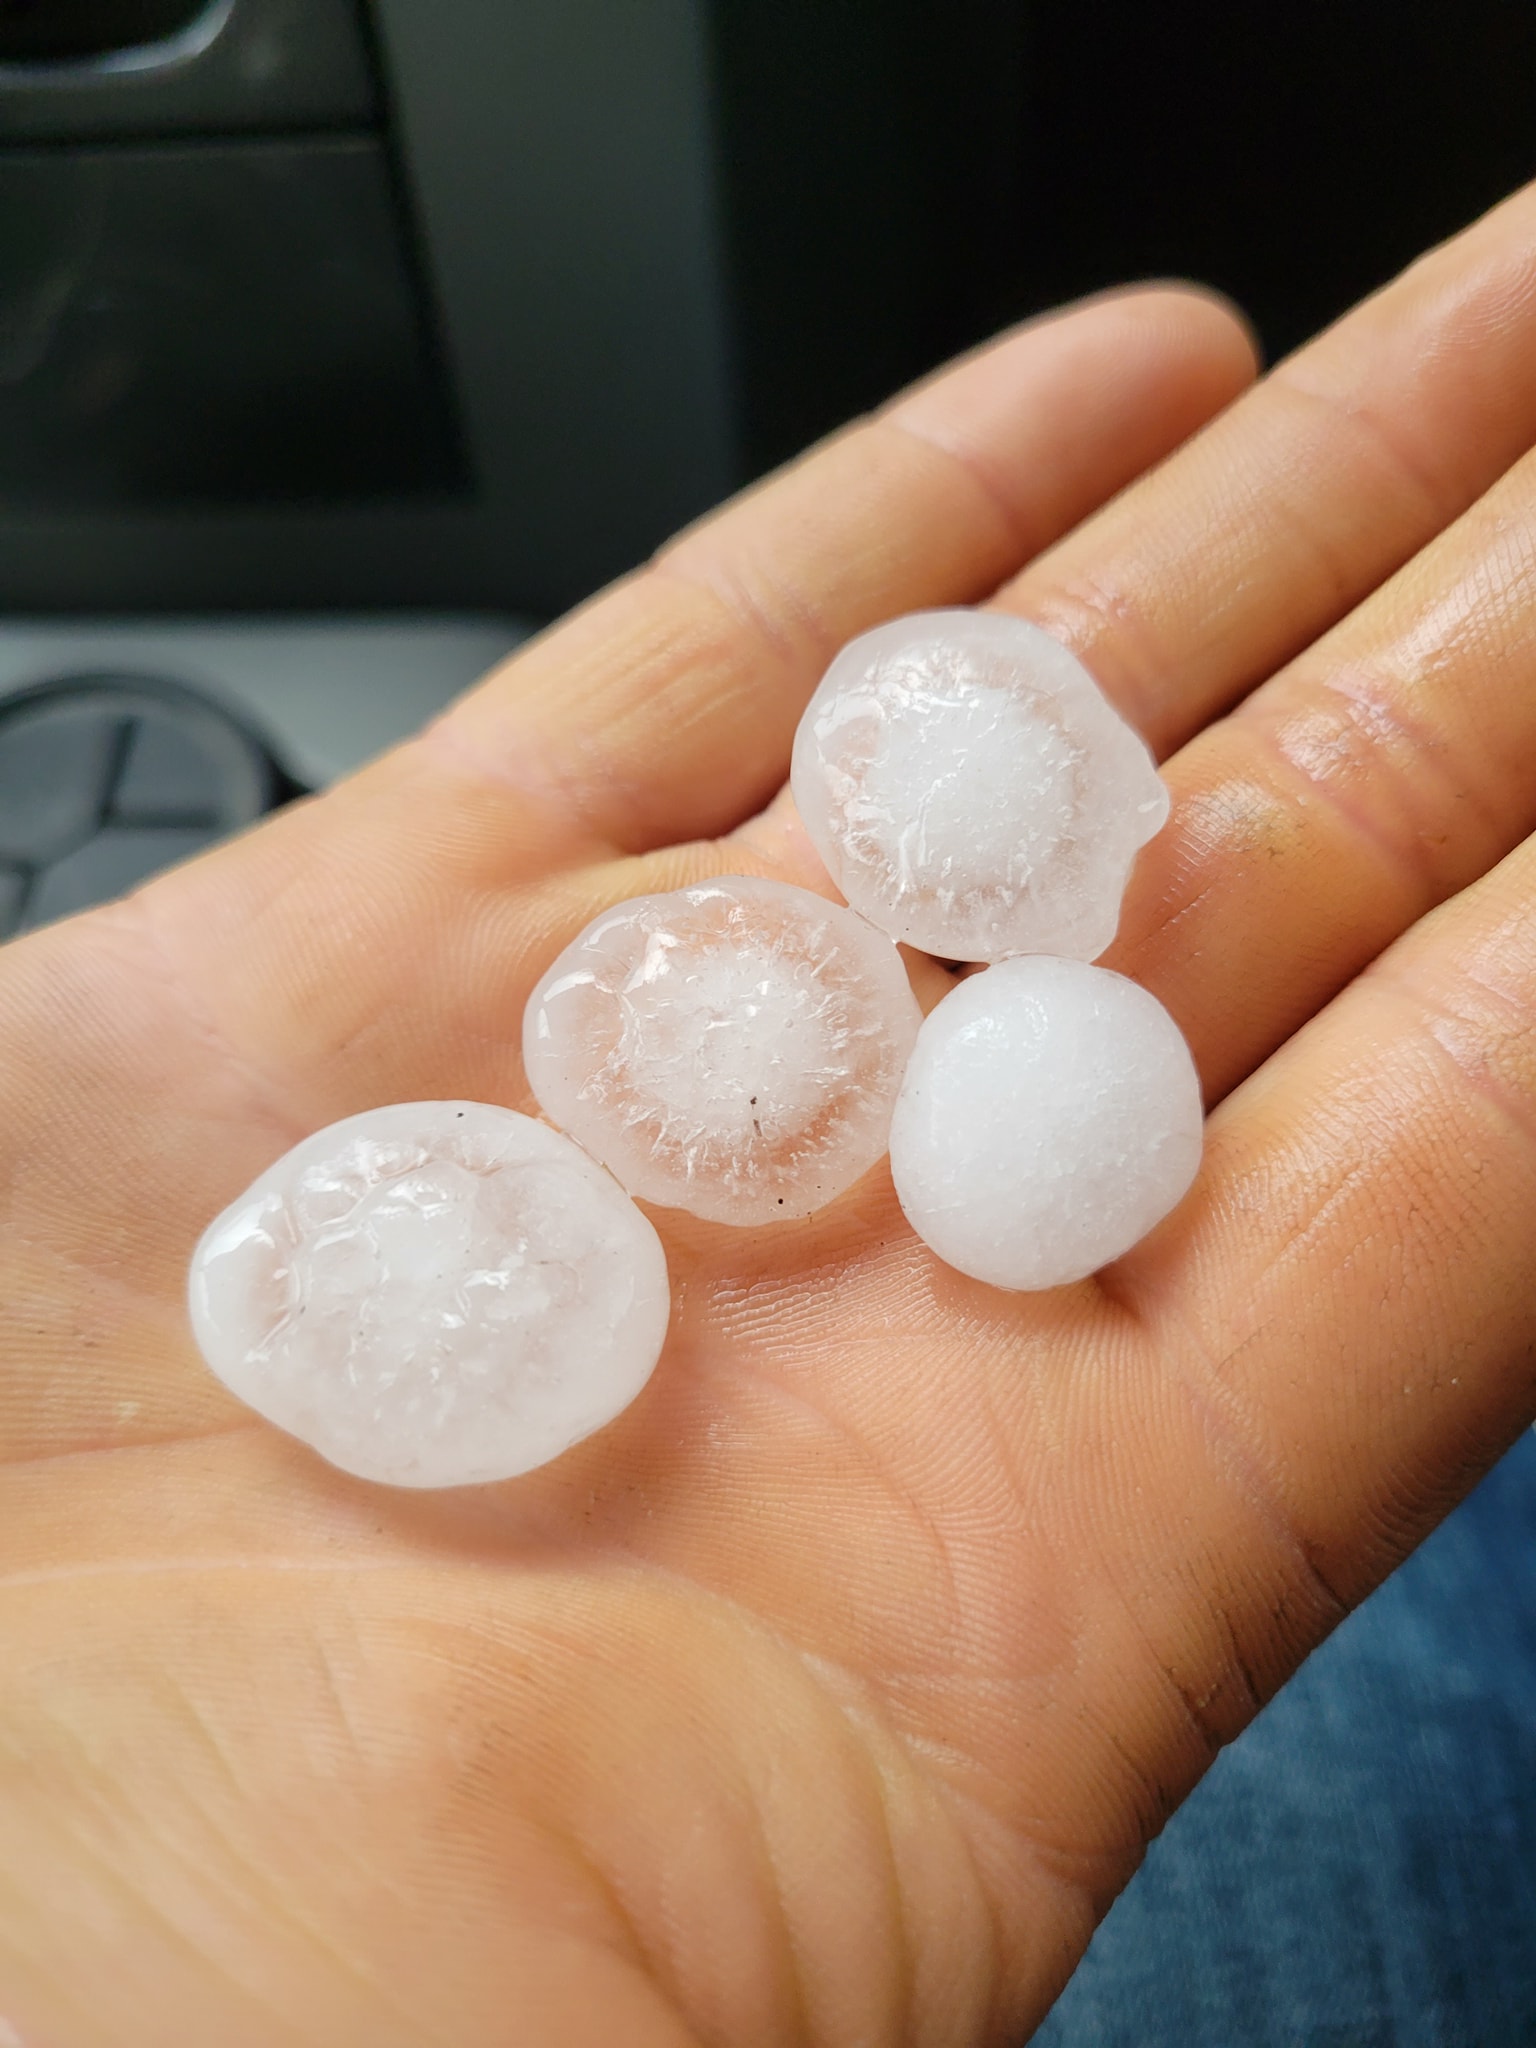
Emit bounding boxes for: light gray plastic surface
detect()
[0,614,531,788]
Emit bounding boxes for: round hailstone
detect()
[523,875,922,1226]
[188,1102,671,1488]
[889,957,1203,1290]
[791,609,1170,963]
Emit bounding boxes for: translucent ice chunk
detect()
[188,1102,671,1487]
[523,875,922,1225]
[889,957,1203,1290]
[791,610,1170,962]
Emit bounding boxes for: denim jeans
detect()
[1033,1427,1536,2047]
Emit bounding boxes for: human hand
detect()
[6,183,1536,2047]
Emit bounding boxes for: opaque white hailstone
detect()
[524,875,922,1226]
[889,957,1203,1290]
[188,1102,670,1488]
[792,609,1170,963]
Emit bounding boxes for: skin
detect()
[4,180,1536,2047]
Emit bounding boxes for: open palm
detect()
[7,185,1536,2048]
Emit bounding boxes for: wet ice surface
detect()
[792,610,1169,963]
[889,957,1204,1290]
[188,1102,670,1487]
[524,875,922,1225]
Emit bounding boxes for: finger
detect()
[1103,438,1536,1102]
[1001,177,1536,756]
[423,287,1256,863]
[1126,828,1536,1636]
[1015,829,1536,1864]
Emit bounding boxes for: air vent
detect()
[0,675,293,939]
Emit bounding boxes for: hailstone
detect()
[889,957,1203,1290]
[523,874,921,1226]
[188,1101,670,1488]
[791,609,1169,963]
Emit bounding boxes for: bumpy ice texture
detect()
[524,875,922,1226]
[889,957,1203,1290]
[791,609,1170,962]
[188,1102,670,1487]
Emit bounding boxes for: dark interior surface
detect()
[0,140,466,506]
[0,0,1533,613]
[1011,0,1536,365]
[0,0,210,64]
[0,0,377,140]
[710,0,1536,476]
[707,0,1030,477]
[0,0,737,615]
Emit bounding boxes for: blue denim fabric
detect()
[1033,1427,1536,2048]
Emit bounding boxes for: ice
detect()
[889,957,1204,1290]
[187,1102,671,1487]
[791,610,1170,962]
[523,875,922,1225]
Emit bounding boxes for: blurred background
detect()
[1,0,1534,926]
